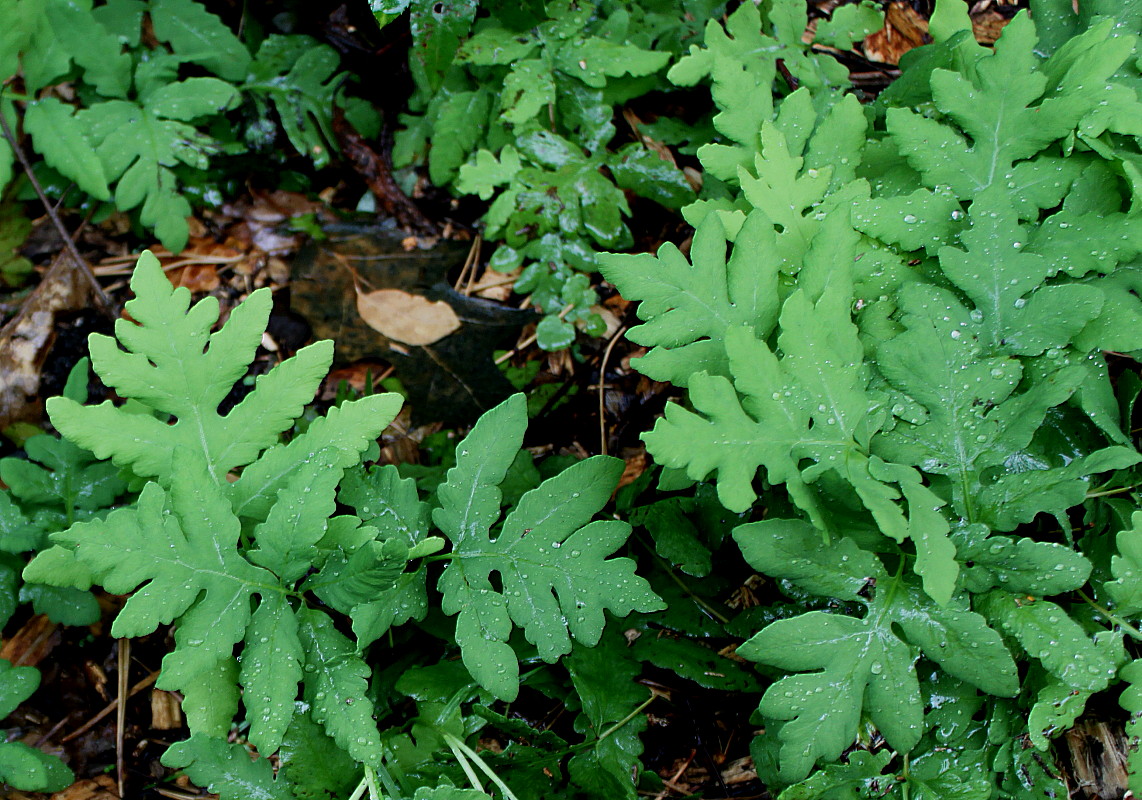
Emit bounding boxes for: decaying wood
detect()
[0,252,101,429]
[332,107,436,234]
[1064,719,1131,799]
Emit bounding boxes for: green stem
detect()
[901,753,910,800]
[364,765,383,800]
[1086,483,1141,499]
[443,736,484,792]
[346,776,369,800]
[598,692,656,741]
[374,763,403,800]
[1078,589,1142,641]
[958,471,976,524]
[442,732,522,800]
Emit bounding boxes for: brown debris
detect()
[149,689,183,731]
[861,2,930,65]
[49,774,118,800]
[617,446,649,489]
[1063,719,1130,799]
[332,108,436,234]
[0,253,106,430]
[0,614,60,667]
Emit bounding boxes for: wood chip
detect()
[1064,719,1129,798]
[150,689,183,730]
[0,614,60,667]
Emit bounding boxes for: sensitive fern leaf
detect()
[433,394,663,701]
[884,14,1130,206]
[50,470,263,656]
[297,607,383,767]
[734,519,1017,782]
[22,253,408,763]
[48,252,331,485]
[875,280,1089,521]
[1106,510,1142,616]
[598,210,782,386]
[1121,658,1142,794]
[161,734,291,800]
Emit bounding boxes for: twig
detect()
[463,237,483,296]
[155,789,210,800]
[31,710,75,748]
[494,303,573,365]
[0,100,110,311]
[61,670,158,742]
[117,638,129,799]
[453,234,482,295]
[597,324,627,456]
[653,749,697,800]
[463,274,517,292]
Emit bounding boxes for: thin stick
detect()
[464,274,517,292]
[494,303,574,365]
[117,638,129,798]
[452,238,478,292]
[463,235,483,296]
[597,325,627,456]
[0,101,110,311]
[653,749,696,800]
[155,789,210,800]
[62,670,158,742]
[31,711,75,748]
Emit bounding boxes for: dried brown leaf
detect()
[861,1,929,65]
[0,253,98,429]
[356,287,461,345]
[149,689,183,730]
[50,774,118,800]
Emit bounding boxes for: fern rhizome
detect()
[23,253,662,795]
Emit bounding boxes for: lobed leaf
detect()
[49,253,330,484]
[297,607,383,767]
[435,394,662,700]
[734,521,1016,781]
[161,734,291,800]
[598,210,781,386]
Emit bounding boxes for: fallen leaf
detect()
[861,1,929,65]
[971,9,1009,44]
[290,225,531,423]
[50,774,118,800]
[0,252,102,429]
[469,266,519,302]
[168,263,220,292]
[618,447,649,489]
[356,286,462,345]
